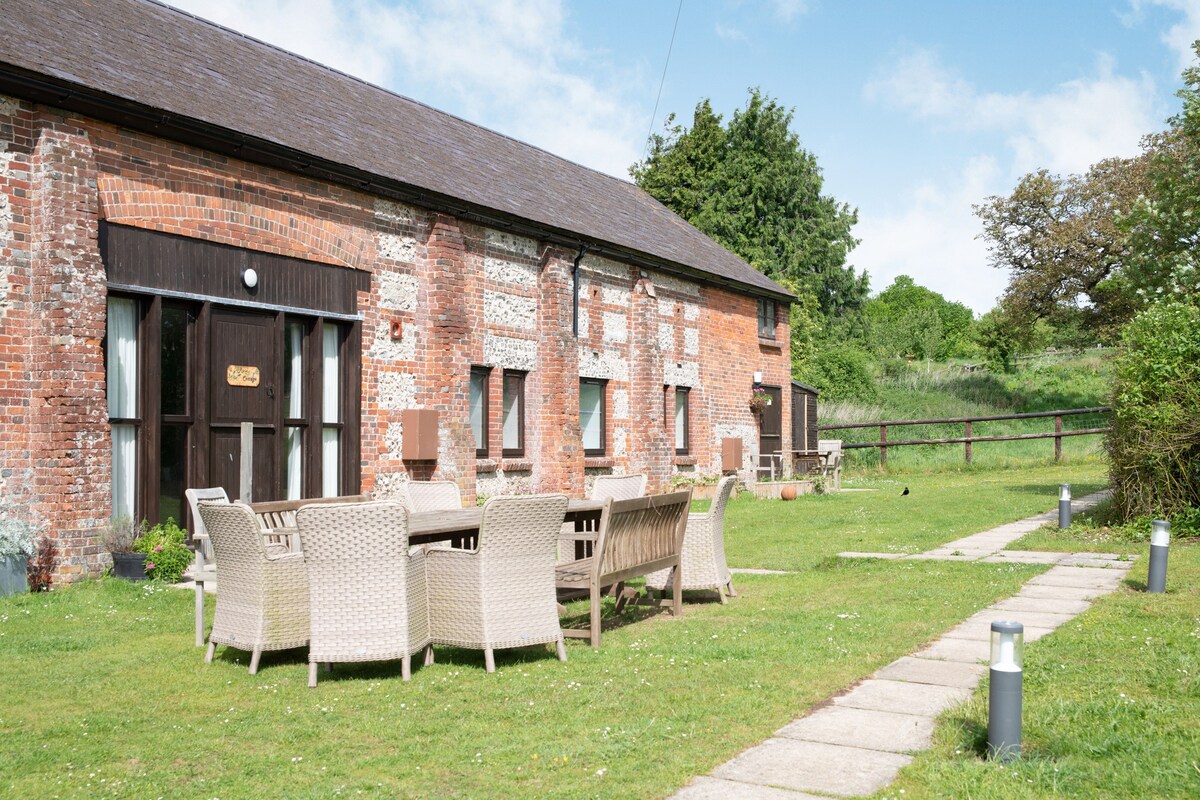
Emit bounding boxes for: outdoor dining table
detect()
[407,498,606,546]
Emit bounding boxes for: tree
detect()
[863,275,976,360]
[975,155,1150,341]
[631,89,865,326]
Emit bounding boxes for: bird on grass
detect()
[901,487,910,496]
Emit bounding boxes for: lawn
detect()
[3,459,1182,800]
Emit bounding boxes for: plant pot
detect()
[0,556,28,597]
[112,552,148,581]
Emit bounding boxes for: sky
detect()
[162,0,1200,315]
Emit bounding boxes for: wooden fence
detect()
[817,407,1111,467]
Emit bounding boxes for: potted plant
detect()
[0,517,34,597]
[103,516,149,581]
[133,517,192,584]
[749,387,773,414]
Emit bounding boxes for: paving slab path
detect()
[671,490,1132,799]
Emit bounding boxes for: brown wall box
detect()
[402,409,440,461]
[721,437,743,472]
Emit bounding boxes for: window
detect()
[579,378,606,456]
[158,304,193,522]
[469,367,490,458]
[758,299,776,339]
[502,370,525,457]
[675,387,690,454]
[107,296,140,520]
[321,322,343,497]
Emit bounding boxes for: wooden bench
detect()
[555,489,691,647]
[247,495,371,547]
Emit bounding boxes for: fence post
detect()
[1054,415,1063,462]
[965,420,973,465]
[880,424,888,468]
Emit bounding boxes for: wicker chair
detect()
[295,501,432,687]
[185,486,227,647]
[196,501,310,674]
[590,474,647,502]
[426,493,569,672]
[399,480,463,512]
[645,475,738,603]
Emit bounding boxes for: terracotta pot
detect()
[780,485,798,501]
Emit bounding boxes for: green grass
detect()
[877,543,1200,800]
[0,465,1099,800]
[822,354,1113,472]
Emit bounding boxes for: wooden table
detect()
[408,499,605,546]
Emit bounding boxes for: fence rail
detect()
[817,407,1111,467]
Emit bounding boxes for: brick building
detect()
[0,0,793,580]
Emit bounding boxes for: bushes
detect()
[1106,300,1200,518]
[133,518,192,584]
[796,346,876,402]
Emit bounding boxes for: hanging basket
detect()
[748,391,772,414]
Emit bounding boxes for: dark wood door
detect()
[758,384,783,463]
[208,308,277,501]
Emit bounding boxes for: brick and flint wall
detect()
[0,95,791,579]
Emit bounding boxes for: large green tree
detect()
[974,155,1150,341]
[631,89,865,327]
[863,275,976,361]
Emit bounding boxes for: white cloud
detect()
[768,0,808,23]
[1131,0,1200,69]
[853,157,1005,314]
[163,0,646,178]
[715,23,748,42]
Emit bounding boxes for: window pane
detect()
[111,423,137,520]
[159,424,186,523]
[284,321,304,419]
[675,390,687,451]
[580,381,603,452]
[285,426,303,500]
[322,427,339,497]
[160,306,188,416]
[322,322,339,423]
[469,370,487,452]
[502,373,522,451]
[106,297,138,418]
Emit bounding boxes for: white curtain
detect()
[322,428,339,497]
[107,298,137,418]
[580,382,602,451]
[107,298,138,519]
[502,376,521,450]
[322,322,339,424]
[285,322,303,419]
[675,390,687,450]
[285,427,302,500]
[469,370,486,450]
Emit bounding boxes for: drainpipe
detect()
[572,244,587,337]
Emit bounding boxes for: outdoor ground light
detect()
[1147,519,1170,593]
[988,620,1024,762]
[1058,483,1071,529]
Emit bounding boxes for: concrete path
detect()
[670,491,1131,800]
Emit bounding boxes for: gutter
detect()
[572,244,587,337]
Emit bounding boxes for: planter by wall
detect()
[111,552,149,581]
[752,479,815,500]
[0,556,29,597]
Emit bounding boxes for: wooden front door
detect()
[208,308,278,502]
[758,384,783,463]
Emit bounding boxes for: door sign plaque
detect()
[226,365,261,387]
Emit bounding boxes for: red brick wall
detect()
[0,96,790,580]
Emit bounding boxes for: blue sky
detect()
[164,0,1200,313]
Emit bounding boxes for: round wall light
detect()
[242,268,259,289]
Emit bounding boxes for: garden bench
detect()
[554,489,691,647]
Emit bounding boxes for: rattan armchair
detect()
[399,480,463,512]
[295,501,432,687]
[589,474,647,502]
[426,493,569,672]
[196,501,310,674]
[645,475,738,603]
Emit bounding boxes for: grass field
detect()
[2,460,1194,800]
[821,354,1112,472]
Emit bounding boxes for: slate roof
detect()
[0,0,791,299]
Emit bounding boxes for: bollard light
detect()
[1147,519,1170,593]
[988,620,1024,762]
[1058,484,1071,529]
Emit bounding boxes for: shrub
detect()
[102,516,146,555]
[796,346,876,403]
[26,537,59,592]
[1106,300,1200,518]
[133,518,192,584]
